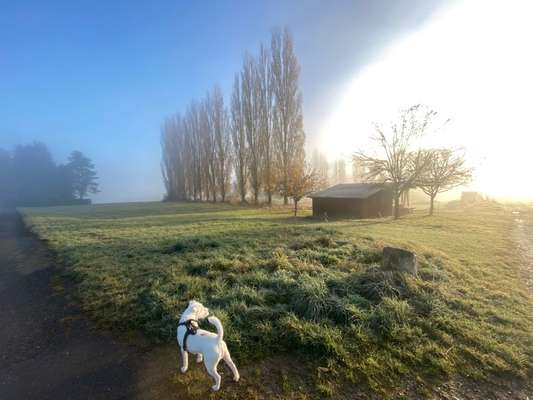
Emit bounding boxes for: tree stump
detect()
[382,246,417,276]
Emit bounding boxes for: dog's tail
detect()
[207,316,223,345]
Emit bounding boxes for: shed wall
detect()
[312,190,392,219]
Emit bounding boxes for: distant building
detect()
[309,183,393,219]
[461,191,484,204]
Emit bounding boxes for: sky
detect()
[2,0,529,203]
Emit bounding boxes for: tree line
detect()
[161,28,306,206]
[0,142,99,207]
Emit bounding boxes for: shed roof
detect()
[308,183,388,199]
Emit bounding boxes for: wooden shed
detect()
[309,183,393,219]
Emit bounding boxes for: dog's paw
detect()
[211,385,220,391]
[196,354,203,363]
[233,374,240,382]
[180,366,188,373]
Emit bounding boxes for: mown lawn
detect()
[20,201,533,397]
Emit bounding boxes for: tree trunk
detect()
[393,195,400,219]
[429,194,435,216]
[239,166,246,203]
[294,199,298,216]
[240,184,246,203]
[265,164,272,206]
[283,171,288,205]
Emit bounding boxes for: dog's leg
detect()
[196,353,203,363]
[180,349,189,373]
[223,351,240,382]
[204,356,221,391]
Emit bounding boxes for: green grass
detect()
[20,201,533,396]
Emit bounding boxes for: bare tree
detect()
[257,44,275,205]
[200,98,217,202]
[311,149,329,189]
[209,86,232,202]
[271,28,305,204]
[241,53,262,204]
[161,118,176,200]
[230,74,248,203]
[351,157,366,182]
[418,149,472,215]
[161,114,186,200]
[286,163,320,216]
[331,160,338,184]
[332,159,347,184]
[182,116,195,200]
[185,101,204,200]
[354,105,438,219]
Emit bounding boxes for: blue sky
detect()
[0,0,448,203]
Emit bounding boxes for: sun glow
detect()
[319,0,533,200]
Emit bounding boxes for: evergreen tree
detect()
[67,151,100,199]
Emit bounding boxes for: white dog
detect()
[177,300,240,391]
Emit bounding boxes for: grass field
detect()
[20,201,533,397]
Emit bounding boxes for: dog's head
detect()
[185,300,209,320]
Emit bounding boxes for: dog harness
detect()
[177,319,199,351]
